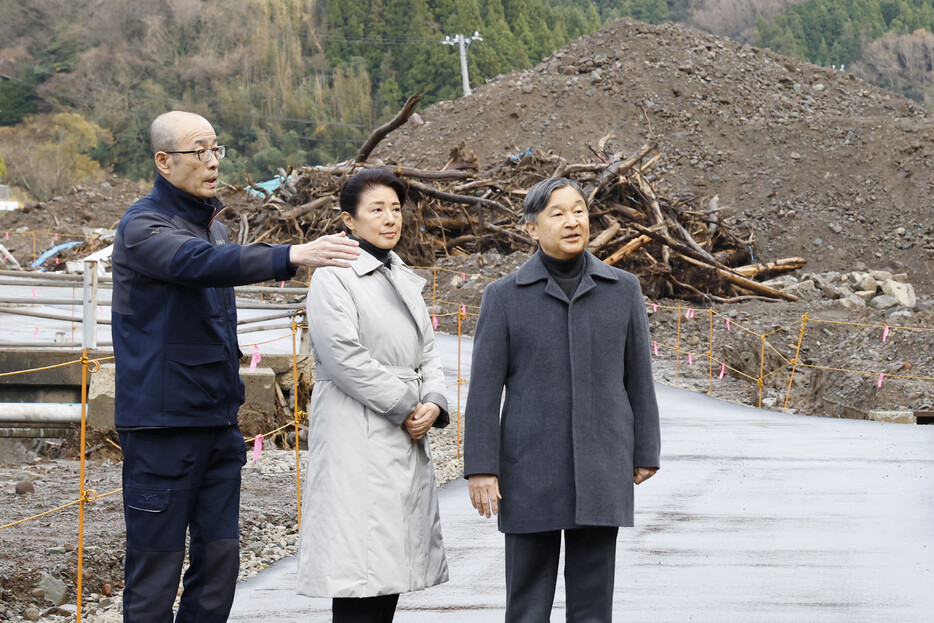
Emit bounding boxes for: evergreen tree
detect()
[0,74,39,126]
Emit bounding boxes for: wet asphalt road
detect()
[229,334,934,622]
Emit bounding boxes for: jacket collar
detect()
[516,250,618,302]
[349,247,427,328]
[349,247,395,276]
[151,173,225,226]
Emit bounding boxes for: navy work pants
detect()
[120,426,246,623]
[504,526,619,623]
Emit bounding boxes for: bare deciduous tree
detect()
[687,0,805,42]
[854,29,934,108]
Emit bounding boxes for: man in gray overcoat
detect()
[464,177,661,622]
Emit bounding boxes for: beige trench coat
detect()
[296,249,449,598]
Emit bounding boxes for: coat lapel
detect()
[348,249,426,330]
[516,252,568,303]
[387,253,428,333]
[571,253,619,302]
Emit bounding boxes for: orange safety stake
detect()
[456,306,466,459]
[75,351,99,623]
[783,313,808,413]
[757,335,766,408]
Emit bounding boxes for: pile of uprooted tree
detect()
[229,96,804,302]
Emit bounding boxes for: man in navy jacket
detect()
[112,111,359,622]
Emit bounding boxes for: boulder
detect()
[761,275,798,290]
[854,273,878,293]
[853,290,877,303]
[787,279,820,300]
[881,279,916,307]
[868,295,899,310]
[869,270,894,282]
[37,573,67,606]
[837,295,866,310]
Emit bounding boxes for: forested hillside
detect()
[755,0,934,105]
[0,0,656,192]
[1,0,933,199]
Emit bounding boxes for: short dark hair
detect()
[523,177,586,223]
[339,168,408,216]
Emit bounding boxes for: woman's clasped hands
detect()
[404,402,440,441]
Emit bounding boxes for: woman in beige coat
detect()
[297,169,449,622]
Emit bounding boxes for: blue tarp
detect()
[30,240,83,269]
[248,177,283,197]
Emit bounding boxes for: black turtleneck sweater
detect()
[539,249,586,299]
[350,235,392,267]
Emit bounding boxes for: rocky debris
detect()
[14,480,35,495]
[762,269,920,311]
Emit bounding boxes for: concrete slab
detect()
[229,381,934,622]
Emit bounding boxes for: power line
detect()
[316,33,440,45]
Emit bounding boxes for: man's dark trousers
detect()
[120,426,246,623]
[505,526,619,623]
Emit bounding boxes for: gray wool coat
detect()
[463,251,661,534]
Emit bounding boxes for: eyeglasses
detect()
[164,145,226,162]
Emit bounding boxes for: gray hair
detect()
[522,177,587,223]
[149,113,178,154]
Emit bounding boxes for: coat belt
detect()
[315,365,419,383]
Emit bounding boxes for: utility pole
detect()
[441,31,482,96]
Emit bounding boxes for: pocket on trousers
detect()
[125,487,170,513]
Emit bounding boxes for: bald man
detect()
[112,111,359,622]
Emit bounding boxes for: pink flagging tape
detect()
[249,344,262,372]
[719,363,726,379]
[653,341,659,356]
[432,315,439,330]
[252,435,264,461]
[877,373,884,388]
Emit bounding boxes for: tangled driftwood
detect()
[225,95,803,303]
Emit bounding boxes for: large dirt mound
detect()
[379,18,934,295]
